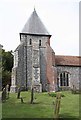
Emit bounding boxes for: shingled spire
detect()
[21,9,50,36]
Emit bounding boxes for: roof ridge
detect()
[55,55,81,57]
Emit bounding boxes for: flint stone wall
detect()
[56,66,81,89]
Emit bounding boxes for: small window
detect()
[39,40,41,46]
[29,39,32,45]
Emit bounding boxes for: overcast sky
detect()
[0,0,80,56]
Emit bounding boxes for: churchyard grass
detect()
[2,91,79,119]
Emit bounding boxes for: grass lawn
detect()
[2,91,79,119]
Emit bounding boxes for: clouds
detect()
[0,0,79,55]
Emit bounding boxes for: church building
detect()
[10,9,81,92]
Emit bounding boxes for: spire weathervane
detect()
[34,6,36,11]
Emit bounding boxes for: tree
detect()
[2,50,13,72]
[2,49,13,88]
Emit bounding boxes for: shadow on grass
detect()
[27,101,41,104]
[1,118,80,120]
[59,113,80,120]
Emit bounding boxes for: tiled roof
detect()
[55,55,81,66]
[21,9,50,36]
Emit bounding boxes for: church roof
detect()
[21,9,51,36]
[55,55,81,66]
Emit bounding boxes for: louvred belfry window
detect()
[29,39,32,45]
[39,40,41,46]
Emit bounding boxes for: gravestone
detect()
[6,84,9,99]
[31,87,34,104]
[17,87,21,99]
[2,88,6,102]
[21,97,24,103]
[72,85,76,94]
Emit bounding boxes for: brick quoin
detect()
[46,42,56,91]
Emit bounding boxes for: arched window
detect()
[60,72,69,86]
[39,40,41,46]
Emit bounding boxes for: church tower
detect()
[10,9,56,92]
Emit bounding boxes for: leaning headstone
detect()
[17,87,21,99]
[54,92,61,119]
[2,88,6,102]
